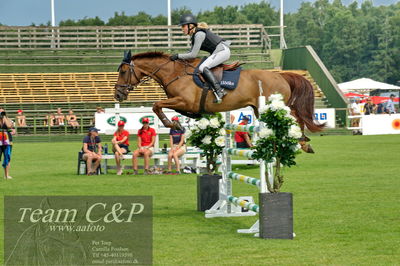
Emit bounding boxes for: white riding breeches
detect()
[199,43,231,73]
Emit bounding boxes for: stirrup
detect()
[213,91,223,104]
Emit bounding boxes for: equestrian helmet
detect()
[179,14,197,26]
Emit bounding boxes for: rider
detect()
[170,14,230,103]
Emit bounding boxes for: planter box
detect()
[197,174,221,211]
[259,192,293,239]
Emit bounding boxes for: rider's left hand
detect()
[170,54,179,61]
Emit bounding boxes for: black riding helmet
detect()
[179,14,197,26]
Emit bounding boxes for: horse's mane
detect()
[131,51,169,60]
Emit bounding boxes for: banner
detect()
[362,114,400,135]
[314,108,336,128]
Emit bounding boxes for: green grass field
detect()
[1,135,399,265]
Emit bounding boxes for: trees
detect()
[53,1,399,83]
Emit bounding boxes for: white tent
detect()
[338,78,400,94]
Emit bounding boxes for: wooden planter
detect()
[197,174,221,211]
[259,192,293,239]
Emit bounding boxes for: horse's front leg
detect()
[153,96,188,128]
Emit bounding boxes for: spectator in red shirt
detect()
[112,120,130,175]
[234,116,253,148]
[132,118,156,175]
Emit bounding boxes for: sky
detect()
[0,0,398,26]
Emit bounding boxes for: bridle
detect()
[115,58,197,92]
[115,61,145,92]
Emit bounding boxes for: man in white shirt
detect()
[349,98,362,135]
[386,94,396,114]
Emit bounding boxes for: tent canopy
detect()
[338,78,400,92]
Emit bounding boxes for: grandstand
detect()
[0,25,347,138]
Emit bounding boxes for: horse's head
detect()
[114,50,145,102]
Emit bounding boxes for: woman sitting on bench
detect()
[82,127,102,175]
[167,116,186,174]
[132,118,156,175]
[112,120,130,175]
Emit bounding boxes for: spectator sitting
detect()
[363,98,376,115]
[112,120,130,175]
[92,106,105,126]
[386,94,397,114]
[55,108,65,126]
[66,109,80,130]
[234,115,253,148]
[167,116,186,174]
[44,112,55,126]
[16,110,27,127]
[132,118,156,175]
[82,127,102,175]
[96,107,105,113]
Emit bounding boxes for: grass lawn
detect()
[1,134,399,265]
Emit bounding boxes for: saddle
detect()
[199,61,243,83]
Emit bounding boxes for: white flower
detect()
[198,118,210,130]
[209,117,220,128]
[268,93,284,102]
[285,113,297,121]
[185,129,192,139]
[288,125,302,139]
[269,100,286,111]
[190,124,199,132]
[215,136,225,147]
[282,106,291,114]
[260,105,269,114]
[202,135,212,145]
[292,143,301,152]
[259,127,274,138]
[219,128,226,136]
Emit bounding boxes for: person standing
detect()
[363,98,376,115]
[0,108,13,179]
[167,116,186,174]
[112,121,130,175]
[234,116,253,148]
[82,127,102,175]
[132,118,156,175]
[386,94,397,114]
[349,98,362,135]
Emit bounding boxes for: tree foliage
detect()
[51,0,400,84]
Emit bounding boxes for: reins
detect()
[117,57,198,93]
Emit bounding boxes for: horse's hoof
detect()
[306,145,315,153]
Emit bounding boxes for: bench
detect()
[77,149,204,175]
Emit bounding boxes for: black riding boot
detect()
[202,67,227,104]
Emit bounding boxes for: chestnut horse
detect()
[114,51,324,152]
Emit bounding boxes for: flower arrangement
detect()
[252,93,302,193]
[185,113,225,174]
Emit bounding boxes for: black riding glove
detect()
[170,54,179,61]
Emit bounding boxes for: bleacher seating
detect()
[0,72,165,104]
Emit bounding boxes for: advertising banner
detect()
[314,108,336,128]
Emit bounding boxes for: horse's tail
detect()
[280,72,325,132]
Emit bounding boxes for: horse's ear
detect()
[122,50,132,63]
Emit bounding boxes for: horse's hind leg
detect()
[153,96,188,129]
[295,113,314,153]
